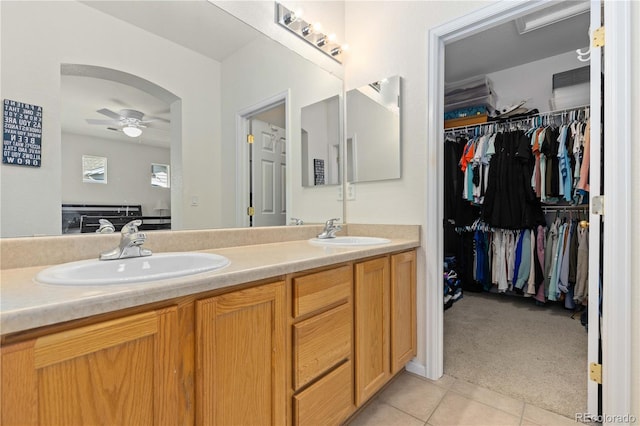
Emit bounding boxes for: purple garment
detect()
[536,225,545,271]
[534,225,546,303]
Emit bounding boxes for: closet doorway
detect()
[425,0,617,420]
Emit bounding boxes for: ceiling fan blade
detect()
[97,108,122,120]
[145,115,170,123]
[86,118,121,125]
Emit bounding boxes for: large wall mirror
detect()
[0,0,344,237]
[346,75,401,183]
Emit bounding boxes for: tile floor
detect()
[346,371,582,426]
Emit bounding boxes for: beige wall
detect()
[344,0,492,370]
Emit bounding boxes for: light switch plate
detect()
[346,183,355,200]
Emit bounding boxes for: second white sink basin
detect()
[309,236,391,246]
[35,252,230,286]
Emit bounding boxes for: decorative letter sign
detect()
[3,99,42,167]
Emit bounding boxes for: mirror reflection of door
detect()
[249,112,286,227]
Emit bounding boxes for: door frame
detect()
[235,91,290,227]
[421,0,632,418]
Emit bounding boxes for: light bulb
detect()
[123,125,142,137]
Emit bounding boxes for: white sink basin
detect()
[309,236,391,246]
[35,252,230,286]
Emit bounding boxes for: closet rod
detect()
[444,104,590,133]
[541,204,589,211]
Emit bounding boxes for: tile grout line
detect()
[445,387,525,423]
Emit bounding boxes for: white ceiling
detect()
[80,1,261,62]
[445,5,590,83]
[62,1,262,147]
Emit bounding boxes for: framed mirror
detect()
[346,75,401,183]
[300,94,341,187]
[82,155,107,184]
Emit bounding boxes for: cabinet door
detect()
[1,307,180,426]
[196,281,286,426]
[293,361,353,426]
[391,250,417,374]
[354,257,390,406]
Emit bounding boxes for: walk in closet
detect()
[441,2,594,418]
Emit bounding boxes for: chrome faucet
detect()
[99,219,152,260]
[317,218,342,239]
[290,217,304,225]
[96,219,115,234]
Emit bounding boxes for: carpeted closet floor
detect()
[443,291,588,419]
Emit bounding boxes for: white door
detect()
[250,119,286,227]
[586,0,602,416]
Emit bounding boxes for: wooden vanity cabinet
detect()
[1,248,417,426]
[391,250,417,374]
[1,307,181,426]
[195,281,286,426]
[354,256,391,405]
[290,265,354,425]
[354,250,417,406]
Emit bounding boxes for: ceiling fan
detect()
[86,108,168,138]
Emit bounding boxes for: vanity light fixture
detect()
[275,2,348,64]
[283,10,297,25]
[122,124,142,138]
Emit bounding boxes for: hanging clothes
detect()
[443,107,590,304]
[482,130,545,229]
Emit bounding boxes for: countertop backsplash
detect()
[0,224,420,270]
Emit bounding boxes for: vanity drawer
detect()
[292,265,351,318]
[293,302,351,390]
[293,360,353,426]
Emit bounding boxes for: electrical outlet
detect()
[337,185,343,201]
[346,182,355,200]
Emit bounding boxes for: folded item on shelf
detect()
[444,105,489,120]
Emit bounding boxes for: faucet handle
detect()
[121,219,142,235]
[96,219,115,234]
[326,218,341,227]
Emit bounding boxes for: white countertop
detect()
[1,238,419,335]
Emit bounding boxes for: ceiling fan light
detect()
[123,125,142,137]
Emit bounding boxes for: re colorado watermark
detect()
[575,413,637,423]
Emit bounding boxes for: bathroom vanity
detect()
[0,225,419,425]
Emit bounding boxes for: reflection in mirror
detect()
[82,155,107,184]
[301,95,341,187]
[151,163,170,188]
[1,1,344,237]
[346,76,401,183]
